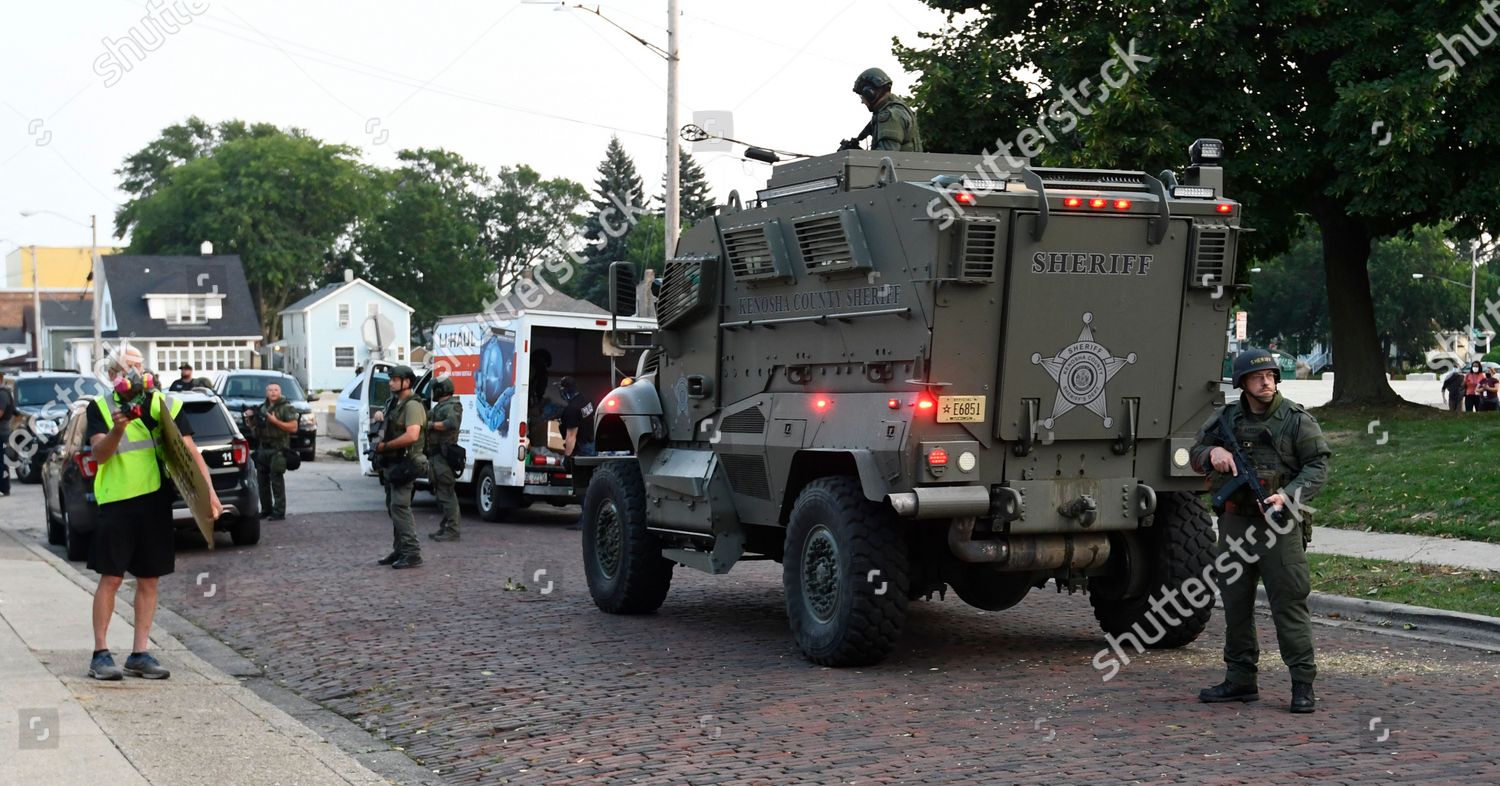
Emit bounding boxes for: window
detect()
[338,304,350,328]
[334,346,356,368]
[396,346,405,360]
[156,295,211,325]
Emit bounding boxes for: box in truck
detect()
[355,308,654,519]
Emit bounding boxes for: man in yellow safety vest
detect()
[85,346,221,681]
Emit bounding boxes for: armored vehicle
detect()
[578,141,1240,666]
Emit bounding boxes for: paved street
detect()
[7,463,1493,785]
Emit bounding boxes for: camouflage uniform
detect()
[1190,392,1331,688]
[382,395,428,560]
[254,398,297,518]
[870,94,923,152]
[424,395,464,538]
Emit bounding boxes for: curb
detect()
[1255,586,1500,653]
[7,526,441,786]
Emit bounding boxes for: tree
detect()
[1245,225,1331,357]
[1369,225,1475,369]
[481,165,589,300]
[660,149,715,229]
[354,149,493,336]
[572,136,648,307]
[119,123,376,340]
[895,2,1500,406]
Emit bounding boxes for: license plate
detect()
[525,472,548,485]
[937,395,986,423]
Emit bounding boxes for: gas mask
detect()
[113,368,154,419]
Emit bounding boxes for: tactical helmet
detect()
[390,365,417,382]
[852,67,893,98]
[1231,349,1280,388]
[432,376,455,398]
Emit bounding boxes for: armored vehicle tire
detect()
[783,476,909,667]
[1090,491,1215,648]
[951,567,1032,612]
[582,460,673,614]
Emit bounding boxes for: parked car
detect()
[41,391,261,561]
[210,370,318,460]
[4,372,109,483]
[331,371,381,441]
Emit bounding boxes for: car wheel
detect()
[63,505,90,562]
[783,476,909,667]
[230,514,261,546]
[46,503,66,546]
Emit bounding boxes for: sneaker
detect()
[89,650,124,681]
[124,652,171,680]
[1198,680,1259,703]
[378,552,401,565]
[391,555,423,569]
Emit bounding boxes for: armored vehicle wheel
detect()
[1090,491,1215,648]
[582,460,673,614]
[951,567,1032,612]
[783,476,909,667]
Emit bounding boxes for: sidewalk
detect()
[1308,525,1500,572]
[0,527,392,786]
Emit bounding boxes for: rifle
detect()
[1207,408,1286,525]
[838,119,874,151]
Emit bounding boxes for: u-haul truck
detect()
[356,308,654,519]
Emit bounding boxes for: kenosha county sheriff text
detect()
[736,284,903,316]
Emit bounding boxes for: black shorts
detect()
[88,488,176,578]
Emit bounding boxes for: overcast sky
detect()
[0,0,951,258]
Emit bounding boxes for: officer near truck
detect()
[1190,348,1331,714]
[249,382,297,521]
[425,376,464,542]
[373,365,427,569]
[840,67,923,152]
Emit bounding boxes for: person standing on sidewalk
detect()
[248,382,298,521]
[373,366,426,569]
[425,376,464,542]
[87,347,223,680]
[0,368,15,496]
[1191,348,1331,714]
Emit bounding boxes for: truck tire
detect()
[230,515,261,546]
[784,476,909,667]
[1089,491,1215,648]
[475,464,505,522]
[582,460,673,614]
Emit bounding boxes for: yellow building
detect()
[2,246,122,291]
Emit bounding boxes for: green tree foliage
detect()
[119,123,376,340]
[354,149,493,336]
[1245,226,1330,357]
[481,164,589,300]
[572,136,648,306]
[895,1,1500,406]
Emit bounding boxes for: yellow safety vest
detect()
[93,391,182,505]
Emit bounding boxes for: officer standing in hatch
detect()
[840,67,923,152]
[425,376,464,542]
[1190,348,1330,714]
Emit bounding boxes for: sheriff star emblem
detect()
[1031,312,1136,429]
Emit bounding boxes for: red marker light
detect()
[887,398,900,410]
[1114,199,1132,210]
[75,451,97,478]
[605,397,618,409]
[231,438,249,465]
[928,447,949,467]
[518,422,527,439]
[1088,198,1107,209]
[916,396,935,413]
[1216,203,1234,214]
[953,191,977,205]
[1063,197,1083,208]
[814,397,830,412]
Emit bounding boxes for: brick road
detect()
[158,505,1500,785]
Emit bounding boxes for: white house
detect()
[279,270,413,391]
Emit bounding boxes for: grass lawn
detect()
[1308,553,1500,618]
[1311,406,1500,543]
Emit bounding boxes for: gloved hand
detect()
[838,138,862,151]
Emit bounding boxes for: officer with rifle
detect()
[1190,348,1331,714]
[371,365,427,569]
[425,376,465,542]
[246,382,297,521]
[839,68,923,153]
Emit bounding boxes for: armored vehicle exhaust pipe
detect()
[947,517,1110,571]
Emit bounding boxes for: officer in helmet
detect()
[1189,348,1330,714]
[839,67,923,152]
[373,365,428,569]
[424,375,465,541]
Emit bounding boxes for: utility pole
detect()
[30,246,43,370]
[91,214,101,369]
[664,0,680,262]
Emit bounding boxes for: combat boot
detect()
[430,531,460,542]
[392,554,423,569]
[1198,680,1259,703]
[377,552,401,566]
[1290,681,1316,714]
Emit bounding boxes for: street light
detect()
[19,209,100,370]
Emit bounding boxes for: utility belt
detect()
[424,442,467,473]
